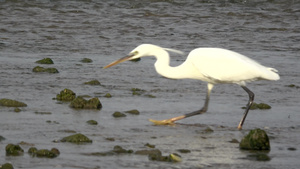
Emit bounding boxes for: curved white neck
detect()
[153,50,195,79]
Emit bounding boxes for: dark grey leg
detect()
[238,86,254,129]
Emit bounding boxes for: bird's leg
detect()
[149,83,213,125]
[237,86,254,130]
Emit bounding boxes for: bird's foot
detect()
[237,124,243,130]
[149,115,186,125]
[149,119,175,125]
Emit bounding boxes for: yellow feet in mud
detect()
[149,119,175,125]
[149,115,186,125]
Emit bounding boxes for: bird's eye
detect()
[129,51,138,57]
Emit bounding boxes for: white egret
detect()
[104,44,280,129]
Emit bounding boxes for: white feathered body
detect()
[154,47,280,85]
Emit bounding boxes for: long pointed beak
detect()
[103,54,134,69]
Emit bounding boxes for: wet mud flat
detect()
[1,0,300,168]
[0,52,299,169]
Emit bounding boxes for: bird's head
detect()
[103,44,159,69]
[103,44,183,69]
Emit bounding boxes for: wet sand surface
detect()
[0,0,300,168]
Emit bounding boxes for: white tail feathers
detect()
[266,67,280,80]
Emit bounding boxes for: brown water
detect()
[0,0,300,168]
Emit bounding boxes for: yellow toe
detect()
[149,119,175,125]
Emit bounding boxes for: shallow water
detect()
[0,0,300,168]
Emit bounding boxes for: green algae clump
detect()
[240,128,270,150]
[28,147,38,155]
[136,148,182,163]
[112,145,133,154]
[0,99,27,107]
[256,103,271,109]
[32,66,59,73]
[243,102,272,110]
[84,80,101,85]
[87,120,98,125]
[35,58,54,64]
[144,143,155,148]
[70,97,102,109]
[112,111,126,118]
[14,107,21,112]
[0,163,14,169]
[104,93,112,98]
[36,148,59,158]
[81,58,93,63]
[28,147,60,158]
[148,152,181,162]
[61,133,92,143]
[135,149,161,155]
[131,88,145,96]
[56,89,76,101]
[125,109,140,115]
[82,145,133,157]
[5,144,24,156]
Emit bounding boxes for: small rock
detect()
[146,149,182,162]
[112,145,133,154]
[243,102,272,110]
[112,111,126,118]
[35,58,54,64]
[125,109,140,115]
[105,137,115,141]
[135,149,162,156]
[203,127,214,133]
[35,148,59,158]
[228,139,239,143]
[81,145,133,157]
[57,129,77,133]
[145,94,156,98]
[131,88,145,96]
[0,99,27,107]
[0,163,14,169]
[87,120,98,125]
[0,135,5,142]
[28,147,38,155]
[32,66,59,73]
[81,58,93,63]
[104,93,112,98]
[5,144,24,156]
[14,107,21,112]
[61,133,92,143]
[70,97,102,109]
[256,103,271,109]
[176,149,191,153]
[56,89,76,101]
[148,152,169,162]
[35,111,52,115]
[287,147,297,151]
[51,148,60,156]
[144,143,155,148]
[240,128,270,150]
